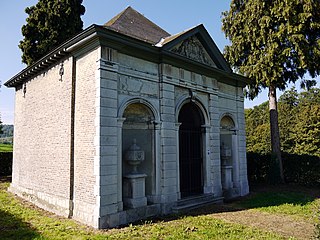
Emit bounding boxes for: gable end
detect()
[158,25,232,73]
[170,35,217,68]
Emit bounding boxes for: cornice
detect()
[5,24,250,88]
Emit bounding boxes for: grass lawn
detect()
[239,193,316,220]
[0,177,319,239]
[0,144,13,152]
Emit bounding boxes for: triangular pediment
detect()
[170,35,217,67]
[157,25,232,72]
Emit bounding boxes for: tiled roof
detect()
[104,6,170,44]
[155,26,196,47]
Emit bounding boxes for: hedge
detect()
[247,151,320,186]
[0,152,13,176]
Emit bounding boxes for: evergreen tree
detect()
[292,88,320,157]
[19,0,85,66]
[278,87,298,153]
[222,0,320,182]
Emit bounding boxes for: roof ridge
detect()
[155,24,203,47]
[104,6,131,27]
[104,6,170,44]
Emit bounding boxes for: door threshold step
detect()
[172,194,223,214]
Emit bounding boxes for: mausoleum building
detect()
[5,7,250,228]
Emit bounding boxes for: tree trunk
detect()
[268,84,284,183]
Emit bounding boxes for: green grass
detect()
[236,190,317,219]
[0,144,13,152]
[0,180,287,240]
[315,198,320,239]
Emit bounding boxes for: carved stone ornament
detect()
[125,139,145,173]
[171,36,216,67]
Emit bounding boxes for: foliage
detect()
[246,87,320,158]
[0,125,13,138]
[277,87,298,152]
[222,0,320,97]
[0,179,286,240]
[19,0,85,65]
[245,102,270,154]
[291,88,320,157]
[246,152,270,183]
[0,152,12,176]
[247,152,320,186]
[223,0,320,183]
[283,153,320,186]
[0,125,14,145]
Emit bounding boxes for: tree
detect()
[278,87,298,153]
[245,102,271,154]
[19,0,85,66]
[246,87,320,157]
[292,88,320,157]
[222,0,320,182]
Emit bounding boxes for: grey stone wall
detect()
[10,57,73,216]
[9,43,249,229]
[73,48,100,226]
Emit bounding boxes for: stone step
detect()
[172,194,224,214]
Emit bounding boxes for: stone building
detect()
[5,7,249,228]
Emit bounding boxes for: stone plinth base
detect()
[123,173,147,209]
[221,165,233,190]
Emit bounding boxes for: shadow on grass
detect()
[238,184,319,209]
[0,207,41,240]
[0,175,12,184]
[0,175,317,235]
[127,199,246,228]
[0,176,42,239]
[130,184,319,228]
[238,192,313,210]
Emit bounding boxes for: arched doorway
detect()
[178,102,204,198]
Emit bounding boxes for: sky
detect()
[0,1,295,124]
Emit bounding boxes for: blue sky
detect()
[0,1,271,124]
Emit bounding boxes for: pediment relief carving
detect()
[171,36,216,67]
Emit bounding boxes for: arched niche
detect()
[220,116,236,165]
[221,116,235,131]
[122,103,155,202]
[220,115,239,196]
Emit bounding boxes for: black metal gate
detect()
[178,103,203,198]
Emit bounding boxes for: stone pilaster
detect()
[159,81,178,210]
[94,58,120,228]
[236,87,249,196]
[209,92,222,197]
